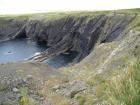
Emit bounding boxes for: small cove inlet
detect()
[0,38,78,68]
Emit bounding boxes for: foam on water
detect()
[0,38,78,68]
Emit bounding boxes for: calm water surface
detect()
[0,38,78,68]
[0,38,47,63]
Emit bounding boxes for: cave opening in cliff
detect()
[44,51,79,68]
[36,37,48,46]
[16,30,27,39]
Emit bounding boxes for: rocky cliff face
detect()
[0,18,27,40]
[0,13,135,63]
[0,10,140,105]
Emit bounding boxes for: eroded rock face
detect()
[0,14,135,63]
[0,19,26,41]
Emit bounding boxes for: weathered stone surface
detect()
[0,14,135,63]
[28,14,135,62]
[52,80,87,98]
[0,19,26,41]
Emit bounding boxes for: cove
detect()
[0,38,78,68]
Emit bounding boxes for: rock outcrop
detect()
[0,9,140,105]
[0,18,26,41]
[0,13,135,63]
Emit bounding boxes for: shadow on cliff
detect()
[0,14,136,66]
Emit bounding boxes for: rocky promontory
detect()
[0,13,135,63]
[0,9,140,105]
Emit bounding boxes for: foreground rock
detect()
[0,62,66,105]
[52,80,87,98]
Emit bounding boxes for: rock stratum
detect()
[0,13,135,62]
[0,9,140,105]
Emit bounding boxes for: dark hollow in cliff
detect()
[0,13,136,65]
[15,30,27,38]
[44,51,78,68]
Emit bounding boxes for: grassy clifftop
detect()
[0,8,139,20]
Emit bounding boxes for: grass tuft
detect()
[101,59,140,105]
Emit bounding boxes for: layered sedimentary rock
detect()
[0,14,135,62]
